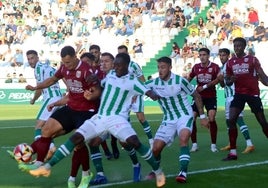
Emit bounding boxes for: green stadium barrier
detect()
[1,88,268,107]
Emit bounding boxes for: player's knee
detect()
[126,135,140,149]
[70,132,85,146]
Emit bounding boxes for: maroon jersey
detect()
[226,54,262,96]
[55,61,100,111]
[189,62,220,98]
[89,64,106,80]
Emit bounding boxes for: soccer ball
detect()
[13,143,33,163]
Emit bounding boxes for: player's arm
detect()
[84,85,102,101]
[191,90,209,129]
[257,68,268,86]
[138,75,146,82]
[47,94,69,112]
[30,89,42,105]
[26,76,59,91]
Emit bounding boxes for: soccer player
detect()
[117,45,154,148]
[145,56,209,183]
[21,46,102,188]
[218,48,255,154]
[223,37,268,161]
[29,53,166,188]
[7,50,62,160]
[187,47,221,153]
[89,44,114,160]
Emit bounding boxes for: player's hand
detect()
[146,90,160,101]
[47,103,54,112]
[84,89,93,100]
[85,74,99,85]
[132,96,138,104]
[30,99,35,105]
[196,86,203,93]
[200,118,210,129]
[25,85,35,91]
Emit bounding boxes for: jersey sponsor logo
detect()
[76,71,81,78]
[197,73,212,83]
[232,63,249,75]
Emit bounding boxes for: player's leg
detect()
[29,116,101,177]
[112,115,165,187]
[175,117,192,183]
[248,96,268,137]
[206,98,218,152]
[190,103,198,152]
[132,96,154,148]
[236,112,255,153]
[222,94,244,161]
[221,97,232,151]
[89,137,108,185]
[111,135,120,159]
[120,141,141,182]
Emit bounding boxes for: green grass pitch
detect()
[0,105,268,188]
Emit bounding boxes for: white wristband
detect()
[200,114,206,119]
[202,84,208,89]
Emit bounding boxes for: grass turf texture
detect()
[0,105,268,188]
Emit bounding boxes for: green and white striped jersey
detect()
[221,63,234,98]
[35,61,62,100]
[145,73,194,121]
[99,70,149,118]
[128,61,143,78]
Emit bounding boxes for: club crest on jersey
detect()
[244,58,249,62]
[208,68,213,73]
[76,71,81,78]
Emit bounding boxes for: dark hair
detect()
[233,37,247,47]
[218,48,230,55]
[26,50,38,56]
[89,44,101,51]
[115,53,130,65]
[61,46,76,58]
[118,45,128,52]
[157,56,172,66]
[198,47,210,55]
[101,52,115,61]
[80,52,95,61]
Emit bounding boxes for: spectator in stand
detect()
[12,48,24,67]
[151,1,166,22]
[123,18,135,36]
[163,10,173,28]
[246,40,255,55]
[197,17,205,29]
[166,2,175,15]
[230,24,243,39]
[250,21,266,42]
[248,7,259,27]
[192,0,201,15]
[183,3,193,25]
[5,73,12,83]
[77,19,90,37]
[242,23,254,42]
[114,19,126,36]
[170,42,180,64]
[103,11,114,31]
[18,73,27,83]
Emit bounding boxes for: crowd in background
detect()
[0,0,267,83]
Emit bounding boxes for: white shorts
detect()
[154,115,193,146]
[37,96,62,121]
[76,114,137,143]
[225,97,243,119]
[130,95,144,113]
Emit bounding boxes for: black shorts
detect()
[192,97,217,115]
[231,94,263,114]
[50,106,96,134]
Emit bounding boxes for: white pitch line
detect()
[91,160,268,188]
[0,120,160,129]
